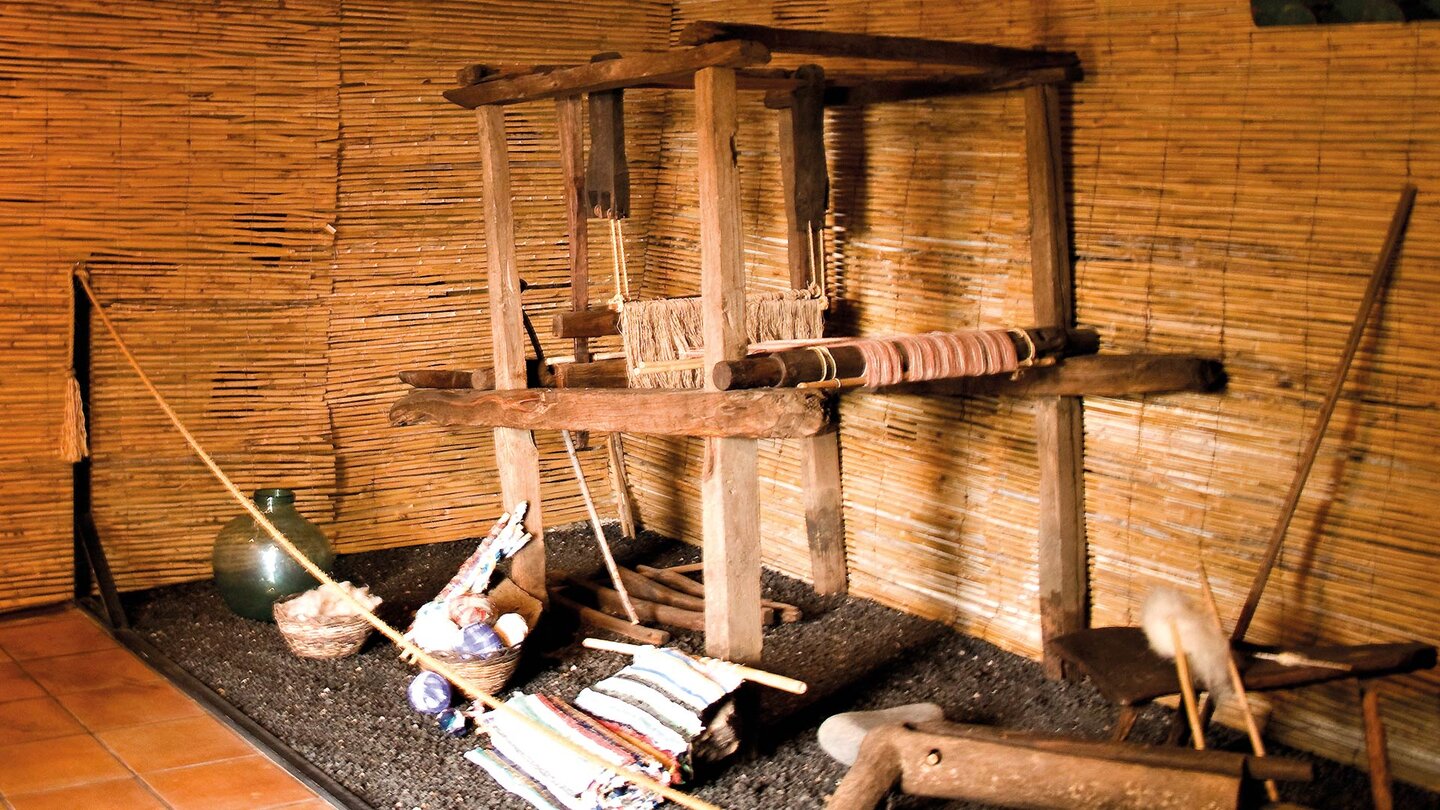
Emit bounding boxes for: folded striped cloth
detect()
[467,647,742,810]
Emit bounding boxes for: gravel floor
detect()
[124,524,1436,810]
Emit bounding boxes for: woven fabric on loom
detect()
[468,647,741,810]
[620,290,825,388]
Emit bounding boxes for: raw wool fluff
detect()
[620,290,825,389]
[1141,586,1232,698]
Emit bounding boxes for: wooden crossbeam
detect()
[444,40,771,108]
[680,20,1077,71]
[764,65,1080,108]
[389,388,829,438]
[553,307,620,339]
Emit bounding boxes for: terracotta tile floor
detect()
[0,607,328,809]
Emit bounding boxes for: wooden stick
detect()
[582,637,808,695]
[636,565,801,622]
[664,563,705,575]
[563,430,639,624]
[607,433,638,538]
[1361,683,1394,810]
[552,591,670,646]
[1197,563,1278,802]
[1231,185,1418,642]
[619,567,778,625]
[1169,618,1206,750]
[568,577,707,632]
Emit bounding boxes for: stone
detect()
[817,702,946,766]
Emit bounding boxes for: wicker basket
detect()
[411,577,542,694]
[273,596,374,659]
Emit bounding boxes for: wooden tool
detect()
[582,637,808,694]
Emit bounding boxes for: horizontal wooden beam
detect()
[885,354,1226,398]
[764,65,1080,108]
[445,40,771,108]
[390,387,828,438]
[552,306,620,339]
[680,20,1077,71]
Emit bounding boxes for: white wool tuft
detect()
[1141,586,1232,698]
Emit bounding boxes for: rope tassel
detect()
[60,267,89,462]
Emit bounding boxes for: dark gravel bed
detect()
[124,524,1435,810]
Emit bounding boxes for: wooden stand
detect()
[415,22,1226,662]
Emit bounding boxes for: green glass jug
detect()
[212,488,335,621]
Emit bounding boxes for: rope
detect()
[73,266,720,810]
[608,218,631,307]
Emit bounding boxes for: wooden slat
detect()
[389,388,829,438]
[697,66,763,664]
[679,20,1077,71]
[476,105,544,599]
[1026,81,1086,679]
[444,40,771,108]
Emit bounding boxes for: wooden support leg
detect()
[1025,81,1087,679]
[779,66,847,596]
[477,104,545,600]
[1111,704,1139,742]
[607,432,638,538]
[697,65,762,664]
[1361,682,1393,810]
[556,94,591,449]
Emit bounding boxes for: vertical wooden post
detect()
[1361,682,1394,810]
[476,105,546,600]
[697,66,763,664]
[556,95,590,366]
[779,66,847,596]
[1025,82,1086,678]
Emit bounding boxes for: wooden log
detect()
[635,565,801,623]
[586,54,629,219]
[553,307,620,339]
[1026,82,1085,679]
[698,65,763,666]
[551,590,670,646]
[569,577,707,632]
[619,567,777,625]
[398,369,495,390]
[389,388,829,438]
[445,40,771,108]
[894,354,1226,398]
[711,326,1097,390]
[476,105,544,600]
[679,20,1078,71]
[828,721,1310,810]
[551,358,629,389]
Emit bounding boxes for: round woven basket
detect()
[420,645,522,694]
[273,597,374,659]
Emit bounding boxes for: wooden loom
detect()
[390,22,1227,665]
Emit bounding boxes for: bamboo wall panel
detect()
[630,0,1440,788]
[327,0,671,553]
[0,0,340,605]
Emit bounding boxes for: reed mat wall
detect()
[0,1,667,601]
[622,0,1440,790]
